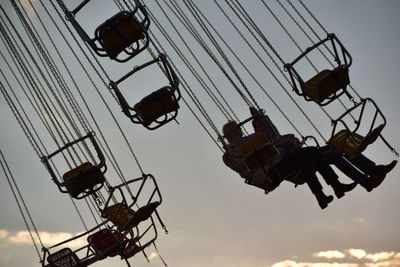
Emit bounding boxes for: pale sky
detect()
[1,1,400,267]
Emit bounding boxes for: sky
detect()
[1,0,400,267]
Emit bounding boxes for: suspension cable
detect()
[0,150,44,263]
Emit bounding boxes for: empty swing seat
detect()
[103,203,135,229]
[239,134,278,170]
[47,248,81,267]
[103,202,160,229]
[87,229,126,258]
[328,124,384,156]
[62,162,105,198]
[303,66,349,103]
[96,11,145,60]
[133,87,179,126]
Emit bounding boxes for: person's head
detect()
[223,121,243,144]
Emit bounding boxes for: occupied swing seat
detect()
[62,162,105,199]
[328,124,384,157]
[133,87,179,126]
[47,247,81,267]
[95,11,145,60]
[102,201,161,230]
[87,229,127,258]
[303,65,349,103]
[238,134,279,170]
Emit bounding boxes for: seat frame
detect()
[110,53,181,130]
[63,0,150,62]
[284,33,353,106]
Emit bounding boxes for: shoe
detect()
[333,182,357,199]
[369,160,397,180]
[317,194,334,209]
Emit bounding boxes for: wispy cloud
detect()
[271,260,358,267]
[349,249,367,259]
[314,250,346,259]
[272,249,400,267]
[0,229,85,247]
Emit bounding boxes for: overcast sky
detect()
[1,1,400,267]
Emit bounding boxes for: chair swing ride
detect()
[0,0,398,267]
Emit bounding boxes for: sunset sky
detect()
[1,1,400,267]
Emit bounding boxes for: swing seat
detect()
[47,248,81,266]
[96,11,145,60]
[103,202,160,229]
[239,134,278,170]
[303,66,349,103]
[62,162,105,198]
[103,203,135,229]
[87,229,126,258]
[328,124,384,156]
[133,87,179,126]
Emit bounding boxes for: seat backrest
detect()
[133,87,179,125]
[47,248,80,266]
[328,129,365,156]
[62,162,93,182]
[239,134,270,157]
[97,12,145,59]
[87,229,124,257]
[103,203,134,228]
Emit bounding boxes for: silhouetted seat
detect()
[328,124,384,157]
[102,202,161,230]
[285,33,353,106]
[239,134,279,170]
[87,229,126,258]
[47,248,81,267]
[303,65,350,104]
[64,0,149,62]
[42,132,106,199]
[133,87,180,127]
[110,53,181,130]
[62,162,105,198]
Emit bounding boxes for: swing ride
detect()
[0,0,398,267]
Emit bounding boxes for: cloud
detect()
[314,250,346,259]
[271,249,400,267]
[348,249,367,259]
[271,260,358,267]
[0,229,85,248]
[0,229,9,239]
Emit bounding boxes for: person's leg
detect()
[321,148,369,189]
[275,151,333,209]
[346,153,376,174]
[295,147,356,198]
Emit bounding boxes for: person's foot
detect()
[317,194,334,209]
[370,160,397,179]
[333,182,357,199]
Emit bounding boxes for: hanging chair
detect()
[220,113,279,189]
[87,229,126,258]
[64,0,150,62]
[45,248,81,267]
[285,33,353,106]
[110,53,181,130]
[328,98,387,157]
[101,174,164,231]
[41,132,106,199]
